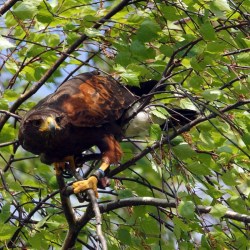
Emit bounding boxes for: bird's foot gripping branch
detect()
[72,176,99,198]
[53,153,110,200]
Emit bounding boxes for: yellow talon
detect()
[54,156,76,175]
[72,176,99,198]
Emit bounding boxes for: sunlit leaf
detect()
[210,204,228,218]
[0,36,15,49]
[178,201,195,219]
[12,0,42,20]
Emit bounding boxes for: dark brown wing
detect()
[36,72,136,127]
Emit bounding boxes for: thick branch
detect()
[99,197,250,223]
[75,197,250,228]
[0,0,19,15]
[56,173,76,226]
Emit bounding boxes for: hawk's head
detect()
[19,110,67,154]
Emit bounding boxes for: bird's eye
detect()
[55,116,62,124]
[32,119,42,127]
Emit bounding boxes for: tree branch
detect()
[99,197,250,223]
[56,172,76,226]
[87,190,107,250]
[0,110,21,120]
[0,0,19,16]
[5,190,60,249]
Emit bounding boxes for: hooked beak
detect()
[39,117,60,133]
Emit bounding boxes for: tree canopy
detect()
[0,0,249,249]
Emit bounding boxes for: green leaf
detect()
[161,6,180,21]
[0,224,16,241]
[228,196,248,214]
[136,19,160,42]
[13,0,42,20]
[29,231,49,249]
[48,176,58,189]
[207,41,227,53]
[5,12,17,27]
[199,22,216,41]
[178,200,195,219]
[84,28,104,37]
[242,133,250,146]
[117,189,133,199]
[117,228,132,245]
[186,162,211,175]
[120,70,140,86]
[211,0,231,12]
[45,34,60,47]
[201,234,211,249]
[221,170,238,186]
[159,45,174,57]
[189,75,204,89]
[173,216,190,231]
[140,214,159,233]
[130,40,147,56]
[36,2,54,23]
[35,216,50,229]
[173,143,196,160]
[0,36,15,49]
[3,89,19,101]
[0,98,9,110]
[202,89,222,101]
[0,124,16,143]
[149,124,162,141]
[0,203,11,222]
[210,204,228,218]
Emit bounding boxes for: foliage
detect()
[0,0,249,249]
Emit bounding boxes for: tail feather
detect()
[124,80,198,136]
[166,108,198,128]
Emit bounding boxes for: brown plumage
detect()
[19,72,135,164]
[19,72,136,196]
[19,71,197,196]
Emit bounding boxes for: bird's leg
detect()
[54,156,76,176]
[54,162,66,175]
[72,158,110,198]
[72,135,122,198]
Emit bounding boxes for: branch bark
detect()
[99,197,250,223]
[87,190,107,250]
[0,0,19,16]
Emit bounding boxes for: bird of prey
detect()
[19,71,197,197]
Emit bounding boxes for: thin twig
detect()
[0,110,21,120]
[0,140,18,148]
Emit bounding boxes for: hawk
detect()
[19,71,197,197]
